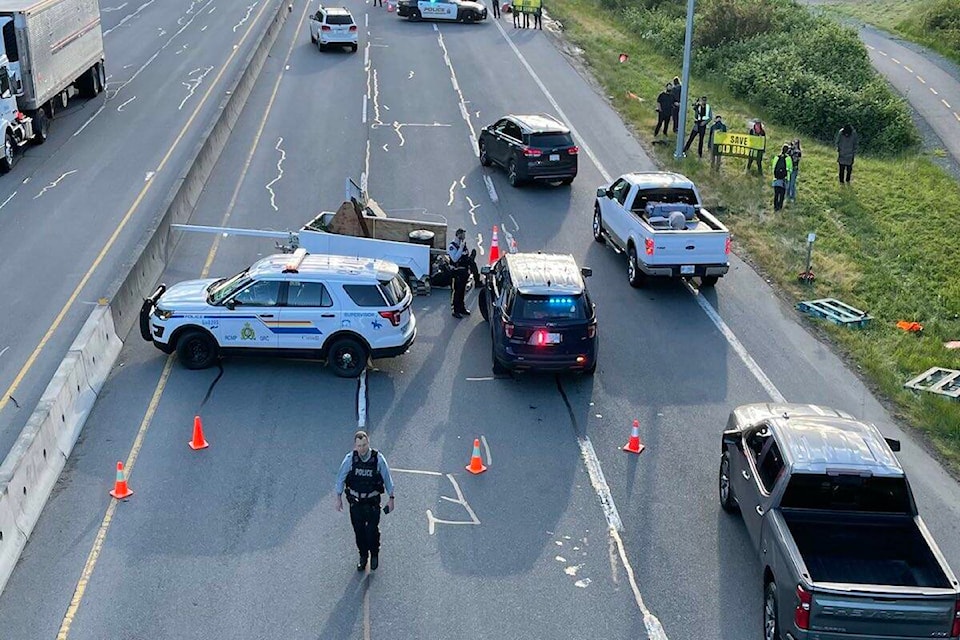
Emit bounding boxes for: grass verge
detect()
[547,0,960,471]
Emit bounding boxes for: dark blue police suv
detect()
[478,252,597,375]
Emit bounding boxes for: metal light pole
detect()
[673,0,696,160]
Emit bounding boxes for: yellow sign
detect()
[712,132,766,159]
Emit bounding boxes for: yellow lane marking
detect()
[56,357,174,639]
[0,0,273,418]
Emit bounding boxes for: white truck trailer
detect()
[0,0,105,171]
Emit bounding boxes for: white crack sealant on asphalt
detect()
[33,170,78,199]
[466,195,479,226]
[265,136,286,211]
[102,0,155,36]
[480,435,491,465]
[179,66,215,110]
[116,96,137,111]
[435,27,479,156]
[234,2,258,32]
[483,174,499,203]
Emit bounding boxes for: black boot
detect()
[370,554,379,570]
[357,552,368,571]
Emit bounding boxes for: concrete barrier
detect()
[0,0,288,595]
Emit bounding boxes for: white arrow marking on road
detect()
[33,171,78,199]
[265,137,286,211]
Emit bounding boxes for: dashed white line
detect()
[0,191,16,210]
[102,0,154,36]
[878,50,888,56]
[265,136,286,211]
[365,13,368,27]
[508,214,520,232]
[33,170,78,199]
[866,44,875,50]
[917,75,926,84]
[483,174,499,203]
[436,28,480,155]
[942,99,951,109]
[891,57,900,64]
[362,94,368,124]
[930,87,939,96]
[903,65,913,73]
[954,112,960,123]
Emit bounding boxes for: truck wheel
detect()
[176,330,219,370]
[328,337,367,378]
[32,109,49,145]
[507,159,522,187]
[627,246,645,288]
[701,275,719,288]
[719,450,738,513]
[0,132,17,174]
[479,141,491,167]
[763,581,780,640]
[592,205,605,243]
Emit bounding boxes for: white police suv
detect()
[397,0,487,22]
[309,5,358,52]
[139,250,416,377]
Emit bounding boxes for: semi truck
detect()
[0,0,105,172]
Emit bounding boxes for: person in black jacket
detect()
[669,76,682,134]
[654,82,674,137]
[682,96,710,158]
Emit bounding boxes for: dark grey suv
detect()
[478,114,579,187]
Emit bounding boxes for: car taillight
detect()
[530,329,547,346]
[725,236,732,255]
[952,598,960,638]
[504,323,514,338]
[587,323,597,338]
[378,310,401,326]
[321,25,331,31]
[644,237,655,256]
[349,25,357,31]
[794,585,812,630]
[567,146,580,155]
[522,147,542,157]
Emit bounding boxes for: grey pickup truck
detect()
[719,403,960,640]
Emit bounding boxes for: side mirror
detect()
[596,188,607,199]
[224,299,236,310]
[580,267,592,278]
[481,265,491,275]
[885,437,901,452]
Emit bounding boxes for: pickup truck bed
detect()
[785,510,951,588]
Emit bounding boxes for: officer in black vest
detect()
[336,431,395,571]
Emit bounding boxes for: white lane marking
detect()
[466,376,495,381]
[76,0,215,136]
[866,44,875,50]
[611,527,668,639]
[435,29,480,155]
[408,70,415,79]
[208,5,216,13]
[364,42,370,68]
[200,25,207,32]
[265,137,286,211]
[179,66,215,110]
[466,195,479,226]
[362,94,368,124]
[365,13,368,27]
[687,282,785,401]
[393,468,443,476]
[363,139,371,190]
[0,191,16,210]
[878,50,888,56]
[426,474,480,535]
[234,2,258,32]
[903,65,913,73]
[493,19,609,182]
[891,57,900,64]
[942,99,952,109]
[483,174,499,203]
[33,171,78,200]
[116,96,137,111]
[917,75,926,83]
[145,171,155,182]
[955,112,960,122]
[357,369,367,427]
[930,87,939,96]
[0,347,8,358]
[480,435,491,465]
[508,214,519,232]
[101,2,128,12]
[103,0,154,36]
[578,437,622,532]
[447,180,457,206]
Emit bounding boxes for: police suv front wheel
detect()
[176,330,219,370]
[329,337,368,378]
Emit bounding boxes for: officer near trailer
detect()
[336,431,396,571]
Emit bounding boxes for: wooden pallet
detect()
[796,298,872,328]
[904,367,960,401]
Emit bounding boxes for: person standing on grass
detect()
[745,120,766,175]
[771,144,793,211]
[669,76,682,134]
[835,124,857,184]
[787,139,802,201]
[708,114,727,171]
[654,83,674,138]
[683,96,710,158]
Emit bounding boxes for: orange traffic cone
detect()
[109,461,133,499]
[189,415,209,450]
[465,438,487,474]
[622,419,645,455]
[489,225,500,265]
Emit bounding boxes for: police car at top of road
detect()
[397,0,488,22]
[139,249,417,378]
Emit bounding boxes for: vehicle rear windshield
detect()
[326,14,353,24]
[781,473,913,514]
[527,133,573,149]
[343,284,386,307]
[378,276,408,307]
[631,188,699,211]
[513,294,587,321]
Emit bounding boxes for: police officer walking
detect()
[448,228,481,319]
[336,430,395,571]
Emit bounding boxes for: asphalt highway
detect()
[0,0,282,455]
[1,1,958,639]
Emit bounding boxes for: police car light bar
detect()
[283,248,309,273]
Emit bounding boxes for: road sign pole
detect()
[674,0,696,160]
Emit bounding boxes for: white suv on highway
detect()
[139,250,416,377]
[309,6,358,52]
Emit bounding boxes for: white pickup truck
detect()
[593,172,730,287]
